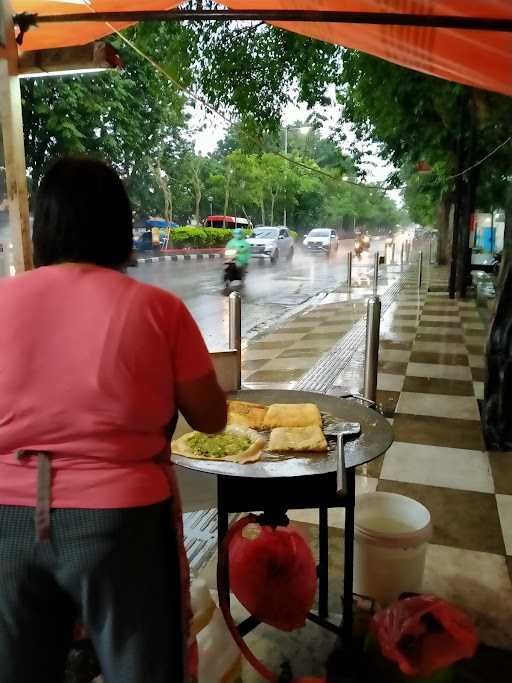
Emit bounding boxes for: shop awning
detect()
[12,1,181,52]
[11,1,512,96]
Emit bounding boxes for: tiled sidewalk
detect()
[289,269,512,650]
[242,257,400,387]
[193,261,512,678]
[242,297,367,384]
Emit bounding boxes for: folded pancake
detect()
[227,400,268,431]
[263,403,322,429]
[268,426,328,453]
[172,424,266,463]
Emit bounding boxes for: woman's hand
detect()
[175,371,227,434]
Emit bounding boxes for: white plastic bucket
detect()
[354,492,432,606]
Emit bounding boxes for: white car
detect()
[246,227,294,264]
[303,228,338,254]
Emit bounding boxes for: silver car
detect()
[303,228,338,254]
[246,227,294,264]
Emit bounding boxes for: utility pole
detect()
[449,91,469,299]
[456,94,478,299]
[283,127,288,228]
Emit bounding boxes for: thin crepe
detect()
[172,424,266,464]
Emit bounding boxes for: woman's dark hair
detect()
[33,156,133,268]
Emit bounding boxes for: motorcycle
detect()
[223,248,246,294]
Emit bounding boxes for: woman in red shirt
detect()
[0,157,227,683]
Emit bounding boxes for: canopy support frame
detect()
[24,10,512,32]
[1,1,32,273]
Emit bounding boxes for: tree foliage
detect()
[21,27,190,218]
[20,21,403,230]
[195,124,401,231]
[338,49,512,236]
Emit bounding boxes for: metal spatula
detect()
[324,422,361,496]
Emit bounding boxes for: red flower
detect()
[371,595,478,677]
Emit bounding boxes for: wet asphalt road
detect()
[132,239,380,349]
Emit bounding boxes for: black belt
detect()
[16,449,52,542]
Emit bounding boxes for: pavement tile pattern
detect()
[191,260,512,655]
[242,265,405,388]
[243,298,368,384]
[285,271,512,650]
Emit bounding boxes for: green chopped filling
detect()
[188,432,252,458]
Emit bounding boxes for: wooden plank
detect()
[0,1,33,273]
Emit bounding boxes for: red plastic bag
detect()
[229,522,317,631]
[371,595,478,677]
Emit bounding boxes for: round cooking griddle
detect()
[172,389,393,478]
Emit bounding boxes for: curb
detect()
[136,253,223,264]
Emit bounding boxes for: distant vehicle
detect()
[303,228,338,254]
[414,226,428,239]
[205,215,252,230]
[247,226,294,264]
[361,234,371,250]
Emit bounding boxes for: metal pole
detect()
[347,251,352,289]
[32,9,512,31]
[418,250,423,290]
[400,242,405,267]
[373,251,379,294]
[391,242,395,265]
[1,3,33,272]
[363,296,381,404]
[228,291,242,389]
[283,127,288,228]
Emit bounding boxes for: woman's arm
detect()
[175,371,227,434]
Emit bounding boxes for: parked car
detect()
[246,226,294,263]
[303,228,338,254]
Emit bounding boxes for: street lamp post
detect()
[208,196,213,217]
[283,128,289,229]
[282,125,311,228]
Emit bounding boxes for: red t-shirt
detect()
[0,264,214,508]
